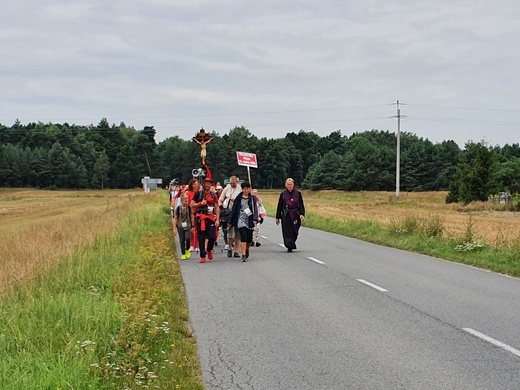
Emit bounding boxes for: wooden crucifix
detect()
[192,127,213,165]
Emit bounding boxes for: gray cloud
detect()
[1,0,519,146]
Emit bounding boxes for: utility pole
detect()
[144,151,152,177]
[390,100,402,199]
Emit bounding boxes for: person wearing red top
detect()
[186,179,200,252]
[192,178,220,263]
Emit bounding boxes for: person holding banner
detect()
[276,178,305,253]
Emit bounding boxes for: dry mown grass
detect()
[0,188,145,292]
[260,190,520,248]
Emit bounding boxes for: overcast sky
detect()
[2,0,520,147]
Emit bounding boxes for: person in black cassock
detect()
[276,178,305,252]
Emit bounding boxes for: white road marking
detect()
[308,257,325,265]
[260,235,268,239]
[356,279,388,292]
[278,244,285,248]
[463,328,520,358]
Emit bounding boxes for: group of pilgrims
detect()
[174,127,306,263]
[169,176,305,263]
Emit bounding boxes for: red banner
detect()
[236,151,258,168]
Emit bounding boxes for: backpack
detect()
[194,190,218,214]
[220,205,231,223]
[175,205,192,218]
[175,205,192,229]
[194,190,218,204]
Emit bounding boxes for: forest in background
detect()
[1,119,519,203]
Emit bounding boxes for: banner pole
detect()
[247,166,252,187]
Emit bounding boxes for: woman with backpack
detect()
[173,194,195,260]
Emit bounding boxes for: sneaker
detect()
[186,250,191,259]
[255,242,261,247]
[234,252,240,258]
[208,251,214,261]
[190,246,195,251]
[199,257,206,263]
[227,250,232,257]
[195,247,200,253]
[241,255,247,262]
[224,244,229,250]
[181,254,187,260]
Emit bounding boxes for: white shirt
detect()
[219,184,242,209]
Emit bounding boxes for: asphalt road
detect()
[179,217,520,390]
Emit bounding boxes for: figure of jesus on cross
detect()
[193,128,213,165]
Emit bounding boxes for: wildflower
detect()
[79,340,95,348]
[88,285,99,294]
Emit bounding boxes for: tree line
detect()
[1,119,519,203]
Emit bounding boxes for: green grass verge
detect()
[265,205,520,277]
[0,195,203,389]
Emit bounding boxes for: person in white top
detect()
[219,176,242,257]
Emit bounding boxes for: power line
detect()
[158,116,387,130]
[1,103,391,124]
[3,102,520,134]
[406,103,520,114]
[410,116,520,127]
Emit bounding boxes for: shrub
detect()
[390,214,444,238]
[421,214,445,238]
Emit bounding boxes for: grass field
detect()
[0,188,144,293]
